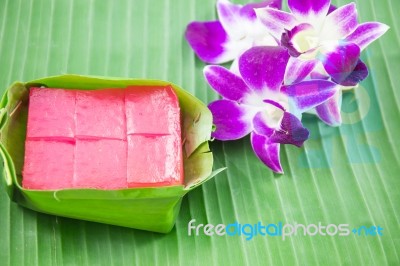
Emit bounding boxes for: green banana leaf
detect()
[0,0,399,265]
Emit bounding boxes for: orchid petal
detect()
[340,60,369,87]
[185,21,237,64]
[240,0,282,20]
[255,8,297,39]
[346,22,390,51]
[208,100,255,141]
[327,4,337,14]
[315,90,342,126]
[320,43,361,85]
[251,132,283,173]
[320,3,358,41]
[284,57,317,84]
[269,112,310,147]
[282,80,339,112]
[229,57,240,75]
[288,0,330,25]
[204,65,252,101]
[310,71,330,80]
[239,46,290,92]
[217,0,245,37]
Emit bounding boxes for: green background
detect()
[0,0,399,265]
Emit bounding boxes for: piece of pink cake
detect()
[73,139,127,189]
[127,135,183,187]
[23,140,74,189]
[125,86,180,135]
[27,88,76,139]
[125,85,183,187]
[75,89,126,139]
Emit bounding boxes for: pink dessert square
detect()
[75,89,126,139]
[74,139,127,189]
[125,85,180,135]
[27,87,76,139]
[127,135,183,187]
[23,140,74,189]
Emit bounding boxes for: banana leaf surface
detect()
[0,0,399,265]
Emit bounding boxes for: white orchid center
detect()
[244,92,288,129]
[288,24,322,60]
[262,103,285,129]
[230,21,277,54]
[292,29,319,53]
[251,21,277,46]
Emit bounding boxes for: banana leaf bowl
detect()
[0,75,223,233]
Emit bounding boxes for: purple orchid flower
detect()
[205,46,339,173]
[256,0,389,126]
[185,0,282,65]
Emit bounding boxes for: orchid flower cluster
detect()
[185,0,389,173]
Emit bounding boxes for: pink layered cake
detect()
[23,86,183,190]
